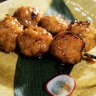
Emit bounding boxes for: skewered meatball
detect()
[50,32,85,64]
[39,16,69,34]
[14,6,42,28]
[0,16,23,52]
[68,20,96,51]
[18,25,53,56]
[0,16,23,32]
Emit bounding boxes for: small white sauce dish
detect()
[46,75,76,96]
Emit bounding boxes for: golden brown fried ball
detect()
[18,25,53,56]
[68,20,96,51]
[39,16,69,34]
[50,32,85,64]
[0,16,23,52]
[0,16,23,32]
[13,6,42,28]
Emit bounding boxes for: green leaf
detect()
[14,0,75,96]
[46,0,75,22]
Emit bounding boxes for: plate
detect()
[0,0,96,96]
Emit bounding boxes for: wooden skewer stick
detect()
[57,53,96,75]
[84,53,96,59]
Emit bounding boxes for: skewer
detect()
[84,53,96,59]
[57,53,96,75]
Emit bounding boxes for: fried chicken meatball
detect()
[18,25,53,56]
[14,6,42,28]
[0,16,23,52]
[68,20,96,51]
[50,32,85,64]
[39,16,69,34]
